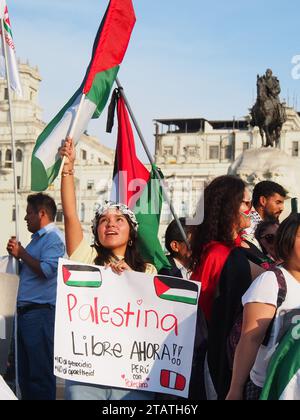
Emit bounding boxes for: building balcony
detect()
[0,163,13,175]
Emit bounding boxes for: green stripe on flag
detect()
[65,280,101,288]
[31,154,62,192]
[260,325,300,400]
[161,294,197,305]
[31,66,119,191]
[31,88,80,191]
[135,166,171,271]
[88,66,119,118]
[3,20,12,38]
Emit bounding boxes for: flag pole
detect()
[115,77,189,248]
[1,15,21,399]
[58,93,86,177]
[1,18,20,251]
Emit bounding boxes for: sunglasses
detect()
[260,234,275,244]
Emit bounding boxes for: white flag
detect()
[0,1,6,19]
[0,1,22,96]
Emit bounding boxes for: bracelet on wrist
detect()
[61,169,74,177]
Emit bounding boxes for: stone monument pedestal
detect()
[228,148,300,217]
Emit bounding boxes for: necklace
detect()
[110,255,124,264]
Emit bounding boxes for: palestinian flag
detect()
[260,325,300,400]
[0,1,22,96]
[154,275,199,305]
[62,264,102,288]
[31,0,136,191]
[160,369,186,391]
[112,95,171,271]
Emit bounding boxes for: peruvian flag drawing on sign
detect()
[62,264,102,288]
[160,369,186,391]
[154,276,199,305]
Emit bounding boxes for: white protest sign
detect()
[0,375,17,400]
[0,273,19,375]
[54,258,200,398]
[0,315,5,339]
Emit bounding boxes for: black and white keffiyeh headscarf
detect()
[92,200,139,238]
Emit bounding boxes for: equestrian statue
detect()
[250,69,286,147]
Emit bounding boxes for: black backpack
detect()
[226,266,287,369]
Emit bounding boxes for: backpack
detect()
[226,266,287,369]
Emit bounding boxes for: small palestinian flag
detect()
[154,275,198,305]
[160,369,186,391]
[62,264,102,288]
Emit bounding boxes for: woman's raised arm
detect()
[60,137,83,256]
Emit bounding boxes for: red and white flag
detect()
[0,1,22,96]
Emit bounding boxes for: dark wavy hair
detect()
[275,213,300,262]
[190,175,246,270]
[92,213,147,272]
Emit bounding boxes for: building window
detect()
[4,88,8,100]
[12,206,16,222]
[81,149,87,160]
[80,203,85,222]
[292,141,299,157]
[0,150,2,163]
[209,145,219,160]
[87,180,94,190]
[243,142,249,151]
[16,149,22,162]
[56,204,63,223]
[17,176,21,190]
[164,146,173,156]
[5,149,12,168]
[187,146,196,156]
[224,145,232,160]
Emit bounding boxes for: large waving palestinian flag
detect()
[113,96,171,271]
[260,324,300,400]
[31,0,136,191]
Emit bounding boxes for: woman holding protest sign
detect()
[60,137,156,400]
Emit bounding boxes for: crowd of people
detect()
[3,136,300,400]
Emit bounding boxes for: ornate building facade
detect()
[154,111,300,236]
[1,62,300,254]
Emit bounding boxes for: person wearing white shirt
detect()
[226,213,300,400]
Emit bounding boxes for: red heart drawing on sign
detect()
[137,299,143,305]
[121,374,125,379]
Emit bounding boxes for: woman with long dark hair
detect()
[190,175,252,399]
[60,137,155,400]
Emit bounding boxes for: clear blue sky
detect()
[8,0,300,160]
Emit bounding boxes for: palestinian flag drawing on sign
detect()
[160,369,186,391]
[62,264,102,288]
[154,275,199,305]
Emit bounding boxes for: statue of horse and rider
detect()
[250,69,286,147]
